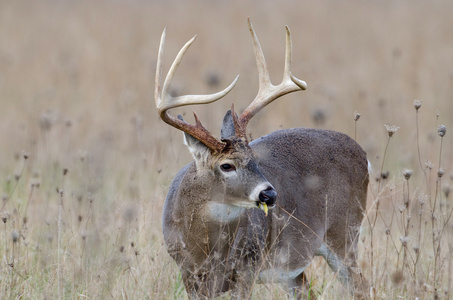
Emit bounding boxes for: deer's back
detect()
[250,127,368,183]
[250,127,368,264]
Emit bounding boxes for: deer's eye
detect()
[220,163,236,172]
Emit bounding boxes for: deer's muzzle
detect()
[259,187,277,206]
[257,187,277,216]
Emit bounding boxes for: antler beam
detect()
[155,28,239,152]
[237,18,307,138]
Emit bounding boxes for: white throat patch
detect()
[206,202,246,223]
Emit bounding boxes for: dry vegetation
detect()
[1,0,453,299]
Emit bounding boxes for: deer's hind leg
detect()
[321,223,369,298]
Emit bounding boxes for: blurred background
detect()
[1,0,452,298]
[1,0,452,176]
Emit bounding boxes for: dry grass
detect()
[1,0,452,298]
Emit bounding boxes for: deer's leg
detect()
[316,243,350,285]
[321,224,369,299]
[229,268,254,300]
[288,272,316,300]
[181,269,201,300]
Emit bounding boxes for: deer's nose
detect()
[259,187,277,206]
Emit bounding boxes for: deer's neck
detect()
[205,201,246,223]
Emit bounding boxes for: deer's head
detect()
[155,19,307,215]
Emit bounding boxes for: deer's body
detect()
[163,128,368,298]
[155,19,369,299]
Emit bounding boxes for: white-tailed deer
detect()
[155,19,369,299]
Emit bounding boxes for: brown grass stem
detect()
[1,156,28,212]
[415,109,429,190]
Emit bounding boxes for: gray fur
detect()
[220,110,237,140]
[162,127,369,299]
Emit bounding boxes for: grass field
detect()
[1,0,453,298]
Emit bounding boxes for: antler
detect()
[155,28,239,152]
[237,19,307,138]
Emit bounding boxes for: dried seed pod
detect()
[438,168,445,178]
[438,125,446,137]
[12,230,19,243]
[391,270,405,286]
[403,169,413,180]
[384,124,400,137]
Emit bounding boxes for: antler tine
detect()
[237,19,307,137]
[155,27,166,110]
[284,25,308,90]
[248,20,271,96]
[155,28,239,152]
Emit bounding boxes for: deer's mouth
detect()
[256,202,275,216]
[255,186,277,216]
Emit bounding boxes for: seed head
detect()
[400,236,410,247]
[22,151,30,160]
[443,186,450,198]
[414,99,422,111]
[40,109,57,131]
[438,125,446,137]
[354,111,361,121]
[12,230,19,243]
[391,270,405,286]
[438,168,445,178]
[88,194,95,203]
[384,124,400,137]
[2,212,9,224]
[403,169,413,180]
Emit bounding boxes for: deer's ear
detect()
[183,132,212,164]
[176,114,211,163]
[220,110,238,140]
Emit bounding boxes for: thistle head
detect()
[438,125,446,137]
[413,99,422,111]
[384,124,400,137]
